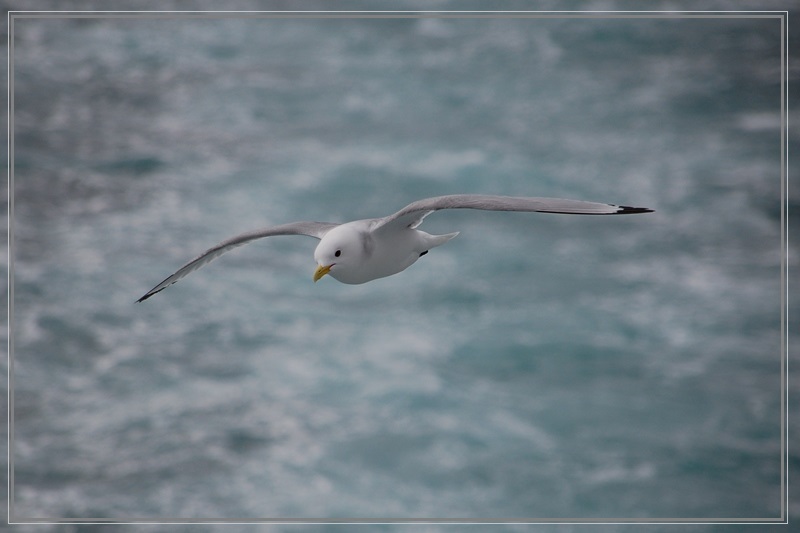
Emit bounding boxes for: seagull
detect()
[137,194,653,302]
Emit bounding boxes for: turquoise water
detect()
[8,7,792,528]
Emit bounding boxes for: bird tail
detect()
[425,231,460,249]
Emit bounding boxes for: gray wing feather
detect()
[137,221,338,302]
[374,194,653,232]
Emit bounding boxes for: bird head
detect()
[313,224,367,283]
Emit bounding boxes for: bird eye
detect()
[335,250,341,257]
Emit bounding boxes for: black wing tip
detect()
[136,287,164,303]
[615,205,654,214]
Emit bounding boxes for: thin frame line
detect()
[4,10,789,18]
[6,9,789,525]
[8,517,792,525]
[780,10,790,525]
[7,7,15,526]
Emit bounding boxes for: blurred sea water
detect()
[7,4,794,529]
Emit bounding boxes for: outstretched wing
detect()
[137,221,339,302]
[373,194,653,233]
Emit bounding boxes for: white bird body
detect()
[137,194,652,302]
[313,220,460,284]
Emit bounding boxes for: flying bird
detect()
[137,194,653,302]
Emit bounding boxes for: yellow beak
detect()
[313,264,333,282]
